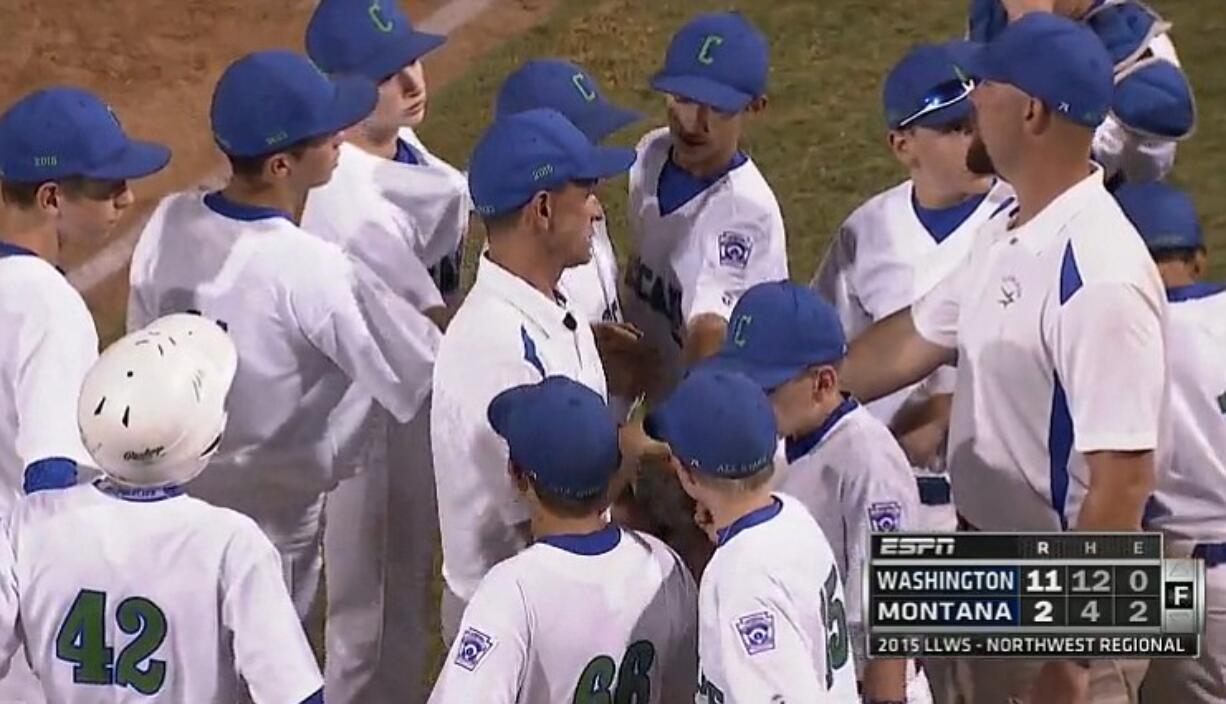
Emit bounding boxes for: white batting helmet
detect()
[77,313,238,488]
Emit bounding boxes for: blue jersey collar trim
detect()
[95,479,185,503]
[657,149,748,216]
[911,189,989,244]
[537,524,622,556]
[203,191,293,223]
[716,496,783,547]
[0,240,38,258]
[785,394,859,464]
[1167,282,1226,303]
[394,138,421,166]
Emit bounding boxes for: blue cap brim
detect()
[650,73,752,113]
[359,31,447,82]
[574,144,636,181]
[574,103,643,143]
[317,75,379,138]
[956,42,1003,84]
[702,355,804,393]
[84,140,171,180]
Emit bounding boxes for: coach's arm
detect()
[840,308,955,404]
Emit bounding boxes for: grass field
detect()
[419,0,1226,281]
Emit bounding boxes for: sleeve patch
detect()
[868,500,903,532]
[718,231,754,270]
[734,611,776,656]
[454,627,496,671]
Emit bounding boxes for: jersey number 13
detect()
[55,589,169,695]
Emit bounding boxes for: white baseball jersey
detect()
[0,483,321,703]
[127,191,439,493]
[301,128,471,313]
[697,493,859,703]
[813,179,1016,425]
[429,526,697,703]
[1144,284,1226,544]
[623,128,788,396]
[431,255,607,602]
[781,398,921,670]
[0,244,97,517]
[912,167,1167,531]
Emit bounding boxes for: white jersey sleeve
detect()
[428,567,526,704]
[911,242,977,350]
[687,208,788,324]
[812,225,874,340]
[337,215,445,313]
[290,254,439,424]
[1055,281,1165,453]
[710,574,824,698]
[12,272,97,470]
[223,522,323,703]
[0,523,16,679]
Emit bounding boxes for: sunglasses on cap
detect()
[897,76,978,129]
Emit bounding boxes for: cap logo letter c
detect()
[732,314,752,347]
[369,0,394,32]
[697,35,724,65]
[572,73,597,102]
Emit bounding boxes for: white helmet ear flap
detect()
[77,315,237,488]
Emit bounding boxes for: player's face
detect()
[55,179,136,242]
[374,60,429,130]
[968,81,1026,179]
[288,132,345,190]
[665,95,744,175]
[909,119,985,190]
[543,180,601,268]
[768,374,814,437]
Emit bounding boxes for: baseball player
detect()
[813,40,1015,536]
[969,0,1195,186]
[495,59,641,327]
[126,50,440,626]
[431,108,635,642]
[429,375,697,702]
[623,10,788,399]
[0,87,169,703]
[840,15,1166,702]
[0,313,323,703]
[299,3,466,700]
[645,368,859,702]
[708,280,930,704]
[1110,182,1226,704]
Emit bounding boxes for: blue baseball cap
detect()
[958,12,1114,129]
[211,51,377,159]
[707,281,847,391]
[650,12,769,113]
[884,41,979,130]
[645,369,777,479]
[488,376,621,500]
[495,59,642,144]
[1114,182,1203,251]
[468,108,636,218]
[0,88,170,183]
[306,0,445,83]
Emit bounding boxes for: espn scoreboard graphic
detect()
[866,533,1206,658]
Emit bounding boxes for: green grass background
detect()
[419,0,1225,283]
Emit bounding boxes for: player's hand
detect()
[593,322,661,399]
[1026,660,1089,704]
[618,419,672,467]
[1000,0,1057,20]
[693,501,717,543]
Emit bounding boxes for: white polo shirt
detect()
[813,179,1015,425]
[1145,284,1226,544]
[0,245,97,516]
[431,255,607,601]
[623,128,788,398]
[913,167,1167,531]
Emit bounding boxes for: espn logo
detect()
[878,536,956,557]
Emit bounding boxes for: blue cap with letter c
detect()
[650,11,769,113]
[496,59,642,144]
[306,0,445,82]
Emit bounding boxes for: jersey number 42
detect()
[573,639,655,703]
[55,589,169,695]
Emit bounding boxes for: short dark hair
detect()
[1151,247,1203,265]
[480,207,523,237]
[1,177,97,208]
[521,469,611,519]
[225,136,323,179]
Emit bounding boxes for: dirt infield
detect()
[0,0,556,341]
